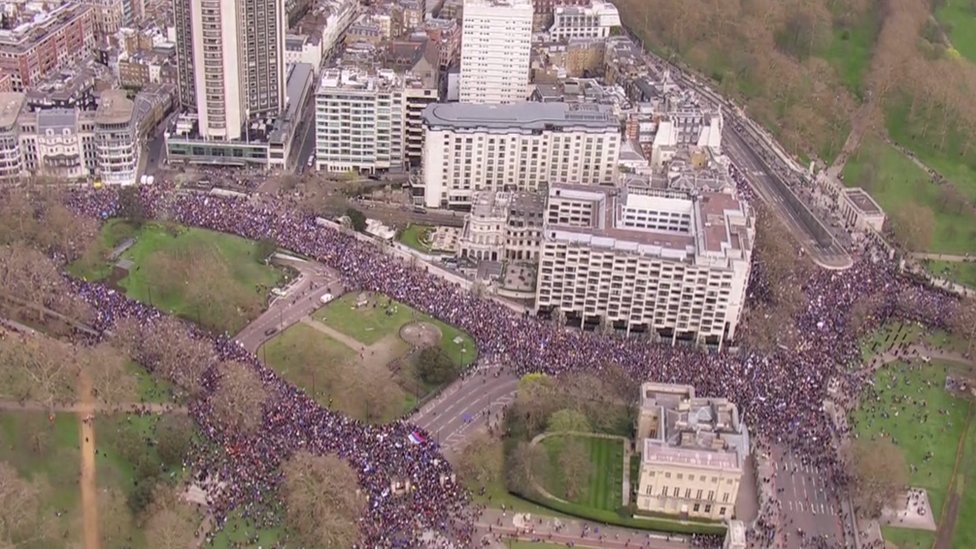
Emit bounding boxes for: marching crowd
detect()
[61,183,962,547]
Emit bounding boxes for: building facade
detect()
[0,3,96,92]
[0,90,139,184]
[420,102,620,208]
[535,183,753,344]
[459,0,532,104]
[314,68,405,173]
[547,0,619,40]
[458,190,545,261]
[635,383,748,521]
[173,0,286,140]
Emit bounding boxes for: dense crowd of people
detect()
[60,182,963,546]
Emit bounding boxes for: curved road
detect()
[410,363,519,455]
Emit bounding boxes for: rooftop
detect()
[95,90,134,125]
[0,3,92,50]
[639,382,748,471]
[422,102,619,131]
[0,92,25,128]
[845,187,884,216]
[545,183,752,259]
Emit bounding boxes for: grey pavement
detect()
[411,363,518,455]
[768,445,846,546]
[474,508,693,549]
[235,257,342,353]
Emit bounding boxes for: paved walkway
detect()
[300,317,367,352]
[475,508,690,549]
[911,252,974,262]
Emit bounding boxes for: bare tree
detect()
[210,360,269,433]
[282,452,365,548]
[0,461,53,546]
[505,441,548,496]
[456,433,501,488]
[0,333,80,406]
[547,409,592,433]
[115,316,216,396]
[847,439,909,518]
[888,202,935,251]
[99,487,135,548]
[141,484,200,549]
[558,438,592,500]
[84,343,138,405]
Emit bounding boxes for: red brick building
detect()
[0,4,96,92]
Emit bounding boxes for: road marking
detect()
[797,501,804,512]
[787,500,793,512]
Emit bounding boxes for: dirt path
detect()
[77,369,101,549]
[0,400,187,414]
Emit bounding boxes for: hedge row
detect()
[514,491,728,536]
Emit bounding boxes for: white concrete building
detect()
[536,183,754,344]
[459,0,533,104]
[0,90,140,184]
[547,0,620,40]
[651,110,723,169]
[458,190,545,261]
[635,383,749,521]
[420,102,620,208]
[314,68,405,173]
[285,34,323,73]
[173,0,286,140]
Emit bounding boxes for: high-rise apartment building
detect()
[173,0,286,140]
[420,102,620,208]
[536,183,754,344]
[459,0,532,104]
[314,68,406,173]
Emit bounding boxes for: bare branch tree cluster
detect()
[282,451,365,548]
[210,360,269,432]
[112,316,216,396]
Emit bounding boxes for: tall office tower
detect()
[173,0,286,140]
[459,0,532,104]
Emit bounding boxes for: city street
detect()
[769,445,847,546]
[234,256,343,353]
[410,365,519,455]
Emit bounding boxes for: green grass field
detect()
[823,16,879,97]
[0,411,81,547]
[886,99,976,206]
[853,360,976,547]
[842,136,976,254]
[70,221,284,334]
[314,292,477,367]
[259,322,358,408]
[399,224,433,252]
[936,0,976,63]
[925,260,976,288]
[538,435,624,511]
[881,526,935,549]
[208,508,285,548]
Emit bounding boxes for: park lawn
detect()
[208,508,286,548]
[947,404,976,549]
[110,223,284,334]
[852,361,971,524]
[936,0,976,63]
[0,411,82,548]
[399,224,433,252]
[823,15,879,97]
[860,322,973,364]
[842,136,976,254]
[925,260,976,288]
[465,439,576,519]
[886,98,976,204]
[510,543,566,549]
[315,292,477,367]
[128,361,177,404]
[95,414,166,489]
[259,322,359,408]
[538,434,624,511]
[882,526,936,549]
[68,218,140,281]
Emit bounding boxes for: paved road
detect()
[235,257,343,353]
[411,364,519,455]
[767,445,846,547]
[724,129,852,270]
